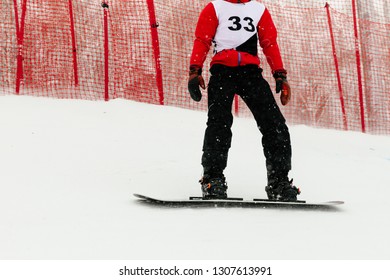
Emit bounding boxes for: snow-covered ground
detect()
[0,94,390,261]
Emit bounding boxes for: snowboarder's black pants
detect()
[202,64,292,183]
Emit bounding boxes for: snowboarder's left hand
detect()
[188,66,205,102]
[273,70,291,106]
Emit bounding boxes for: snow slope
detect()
[0,95,389,260]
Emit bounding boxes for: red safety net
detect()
[1,0,389,134]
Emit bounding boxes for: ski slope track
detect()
[0,95,389,260]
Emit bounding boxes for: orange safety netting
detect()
[1,0,389,134]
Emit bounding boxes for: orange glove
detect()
[273,70,291,106]
[188,66,205,102]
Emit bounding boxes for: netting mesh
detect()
[109,1,159,104]
[1,0,17,94]
[1,0,389,134]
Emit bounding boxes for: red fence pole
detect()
[68,0,79,87]
[146,0,164,105]
[325,3,348,131]
[102,1,109,101]
[13,0,28,95]
[351,0,366,133]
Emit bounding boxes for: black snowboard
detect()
[133,193,344,210]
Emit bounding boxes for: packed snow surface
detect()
[0,95,389,260]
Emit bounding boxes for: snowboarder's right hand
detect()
[188,66,205,102]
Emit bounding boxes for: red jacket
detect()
[190,0,285,73]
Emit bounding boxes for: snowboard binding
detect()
[265,179,301,202]
[200,175,228,199]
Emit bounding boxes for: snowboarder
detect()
[188,0,300,201]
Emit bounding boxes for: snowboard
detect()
[133,193,344,210]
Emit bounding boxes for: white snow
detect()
[0,94,390,260]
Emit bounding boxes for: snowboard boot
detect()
[265,179,300,202]
[200,175,228,199]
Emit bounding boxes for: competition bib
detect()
[212,0,265,54]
